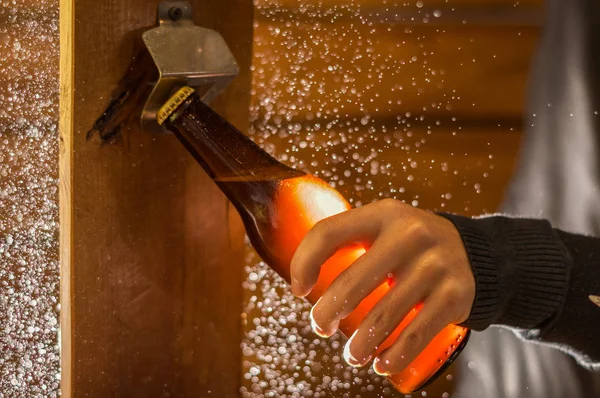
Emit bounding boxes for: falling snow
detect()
[241,252,397,397]
[0,0,60,396]
[242,0,511,396]
[242,0,474,397]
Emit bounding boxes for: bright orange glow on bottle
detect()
[220,174,469,394]
[162,89,470,394]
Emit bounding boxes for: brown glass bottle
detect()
[157,86,470,394]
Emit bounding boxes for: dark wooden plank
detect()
[61,0,253,396]
[258,0,542,7]
[251,21,540,126]
[253,124,521,214]
[255,0,544,27]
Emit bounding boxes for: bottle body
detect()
[217,174,468,393]
[159,87,470,393]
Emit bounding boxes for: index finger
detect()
[290,204,383,297]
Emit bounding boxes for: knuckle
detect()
[444,282,465,301]
[442,283,469,315]
[367,307,393,333]
[311,218,335,241]
[451,283,464,298]
[326,273,360,316]
[407,221,436,248]
[341,274,360,297]
[411,252,449,283]
[378,198,401,213]
[402,329,423,349]
[444,291,460,312]
[334,267,357,292]
[419,253,445,275]
[331,276,355,302]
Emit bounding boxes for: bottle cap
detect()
[157,86,196,125]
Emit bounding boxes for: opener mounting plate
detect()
[141,1,240,135]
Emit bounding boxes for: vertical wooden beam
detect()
[59,0,73,396]
[60,0,253,396]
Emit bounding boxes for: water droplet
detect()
[0,1,60,395]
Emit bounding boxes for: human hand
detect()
[290,199,475,376]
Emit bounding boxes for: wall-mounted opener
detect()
[140,1,240,135]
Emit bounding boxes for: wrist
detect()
[437,213,570,331]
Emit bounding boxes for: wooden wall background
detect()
[243,0,543,396]
[60,0,252,396]
[0,0,544,396]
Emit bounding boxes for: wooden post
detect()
[59,0,253,396]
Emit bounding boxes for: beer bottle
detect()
[156,86,470,394]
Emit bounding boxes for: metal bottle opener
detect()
[140,1,240,135]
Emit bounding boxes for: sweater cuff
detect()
[438,213,570,331]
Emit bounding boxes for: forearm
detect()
[440,213,600,367]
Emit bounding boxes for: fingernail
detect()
[343,330,360,366]
[291,277,304,297]
[310,299,329,338]
[343,330,371,367]
[373,357,390,376]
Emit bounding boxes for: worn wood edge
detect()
[59,0,73,396]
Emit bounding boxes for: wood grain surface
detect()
[60,0,253,396]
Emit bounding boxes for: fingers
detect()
[341,269,432,366]
[308,232,405,338]
[372,289,455,376]
[289,196,474,378]
[290,203,383,297]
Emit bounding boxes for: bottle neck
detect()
[165,95,304,182]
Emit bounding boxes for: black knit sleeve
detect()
[541,229,600,368]
[438,213,600,367]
